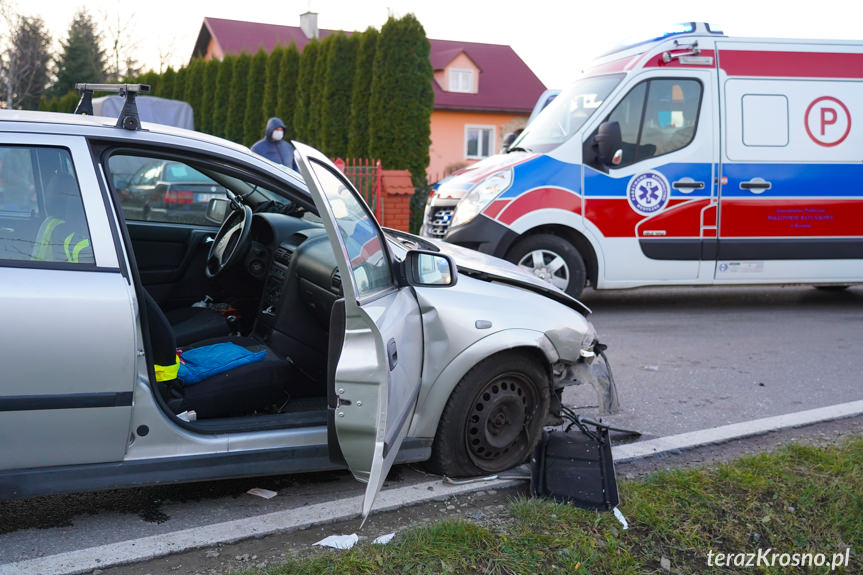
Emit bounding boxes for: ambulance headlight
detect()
[450,170,512,228]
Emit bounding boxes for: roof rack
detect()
[74,83,151,131]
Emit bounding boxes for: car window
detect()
[0,145,94,265]
[309,161,393,298]
[108,154,228,225]
[595,78,702,168]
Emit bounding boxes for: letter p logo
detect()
[806,96,851,147]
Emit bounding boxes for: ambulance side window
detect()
[596,78,702,169]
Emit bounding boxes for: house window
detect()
[465,125,495,159]
[449,68,475,93]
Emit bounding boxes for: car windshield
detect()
[513,74,624,154]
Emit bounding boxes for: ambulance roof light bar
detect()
[74,83,151,131]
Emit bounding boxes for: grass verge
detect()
[246,437,862,574]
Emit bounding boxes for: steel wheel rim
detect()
[517,249,569,291]
[465,372,538,470]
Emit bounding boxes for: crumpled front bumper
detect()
[553,344,620,416]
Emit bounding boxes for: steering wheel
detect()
[205,202,253,278]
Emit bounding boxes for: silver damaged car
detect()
[0,86,616,519]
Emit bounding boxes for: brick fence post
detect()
[379,170,414,232]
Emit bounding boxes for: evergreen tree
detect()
[57,90,80,113]
[243,48,268,146]
[276,43,300,139]
[321,33,357,158]
[137,70,161,96]
[183,59,205,131]
[2,15,52,110]
[226,52,251,143]
[347,28,379,159]
[292,40,318,143]
[52,9,107,97]
[262,46,284,123]
[198,59,220,135]
[307,36,333,147]
[173,66,187,101]
[159,66,176,100]
[369,14,434,186]
[211,55,235,139]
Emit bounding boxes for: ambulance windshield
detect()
[513,74,623,154]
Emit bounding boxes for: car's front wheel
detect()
[426,353,550,477]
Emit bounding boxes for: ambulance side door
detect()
[717,44,863,282]
[583,69,718,284]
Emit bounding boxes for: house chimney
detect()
[300,11,319,40]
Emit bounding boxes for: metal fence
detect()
[332,157,383,222]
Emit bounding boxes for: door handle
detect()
[387,338,398,371]
[740,178,772,193]
[672,178,705,192]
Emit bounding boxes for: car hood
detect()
[428,238,592,317]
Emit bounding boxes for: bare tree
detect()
[101,7,142,81]
[1,9,52,110]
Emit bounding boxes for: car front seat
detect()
[142,289,303,419]
[163,305,234,348]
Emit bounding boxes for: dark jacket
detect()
[251,118,297,170]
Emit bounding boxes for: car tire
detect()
[507,234,587,298]
[426,353,550,477]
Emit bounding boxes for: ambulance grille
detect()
[426,207,454,238]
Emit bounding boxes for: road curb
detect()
[3,400,862,575]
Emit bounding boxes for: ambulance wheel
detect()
[508,234,586,298]
[426,353,550,477]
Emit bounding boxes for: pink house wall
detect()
[428,109,527,182]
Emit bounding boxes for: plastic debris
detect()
[443,474,498,485]
[613,506,629,530]
[246,488,277,499]
[176,410,197,422]
[372,533,395,545]
[314,534,359,550]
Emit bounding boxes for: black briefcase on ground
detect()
[530,415,621,511]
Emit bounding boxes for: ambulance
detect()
[421,23,863,297]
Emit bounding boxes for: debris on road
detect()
[314,534,359,550]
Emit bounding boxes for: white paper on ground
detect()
[613,506,629,530]
[246,488,278,499]
[372,533,395,545]
[313,534,359,550]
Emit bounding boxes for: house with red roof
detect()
[192,13,546,181]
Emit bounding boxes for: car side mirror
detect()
[400,250,457,287]
[594,121,623,167]
[206,197,229,224]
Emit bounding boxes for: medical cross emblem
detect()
[628,171,670,215]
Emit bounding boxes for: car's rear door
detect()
[294,143,423,521]
[0,134,136,478]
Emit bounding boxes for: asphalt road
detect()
[2,285,861,567]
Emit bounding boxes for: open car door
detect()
[294,143,424,522]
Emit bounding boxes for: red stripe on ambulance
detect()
[719,199,863,237]
[497,187,582,226]
[719,50,863,79]
[483,199,511,220]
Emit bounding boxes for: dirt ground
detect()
[94,415,863,575]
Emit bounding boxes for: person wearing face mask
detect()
[251,117,297,170]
